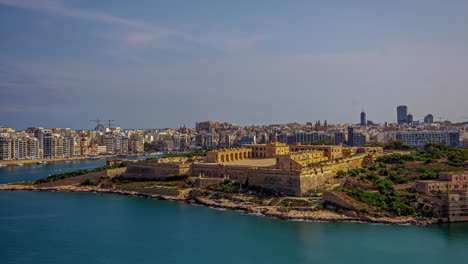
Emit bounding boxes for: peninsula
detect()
[2,141,467,225]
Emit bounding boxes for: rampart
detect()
[193,177,224,188]
[123,161,190,180]
[121,154,371,196]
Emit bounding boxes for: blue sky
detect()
[1,0,468,130]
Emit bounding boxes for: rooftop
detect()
[200,158,276,167]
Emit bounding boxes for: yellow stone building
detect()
[245,141,290,158]
[289,144,343,160]
[205,148,252,163]
[276,151,328,170]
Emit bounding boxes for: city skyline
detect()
[0,104,459,131]
[1,1,468,129]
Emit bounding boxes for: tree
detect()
[301,139,334,145]
[384,140,413,150]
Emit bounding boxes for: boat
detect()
[65,160,71,163]
[16,163,24,166]
[37,161,43,164]
[0,164,7,167]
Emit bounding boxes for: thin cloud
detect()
[223,34,269,51]
[0,0,185,38]
[0,0,266,53]
[125,32,155,46]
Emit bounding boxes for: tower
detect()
[407,113,413,125]
[397,105,408,124]
[347,126,354,146]
[360,111,367,126]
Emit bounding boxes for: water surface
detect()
[0,155,162,184]
[1,191,467,264]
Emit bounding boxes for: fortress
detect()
[124,142,383,196]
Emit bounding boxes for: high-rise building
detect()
[347,126,354,146]
[240,136,256,145]
[0,137,13,160]
[360,111,367,126]
[42,129,53,158]
[397,105,408,124]
[424,114,434,124]
[352,133,367,146]
[407,114,413,125]
[347,126,366,146]
[333,132,346,145]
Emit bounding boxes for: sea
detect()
[1,156,468,264]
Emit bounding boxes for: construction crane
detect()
[89,119,104,125]
[105,120,116,128]
[89,119,116,128]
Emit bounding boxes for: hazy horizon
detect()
[1,0,468,130]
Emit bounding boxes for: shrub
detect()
[35,161,129,184]
[379,168,390,176]
[336,170,348,177]
[375,179,394,194]
[349,169,360,177]
[348,188,415,216]
[366,172,380,181]
[82,178,95,186]
[208,179,241,193]
[164,150,209,159]
[360,208,370,214]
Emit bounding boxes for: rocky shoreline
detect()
[0,184,433,226]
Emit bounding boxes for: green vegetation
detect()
[377,153,425,164]
[384,140,415,150]
[363,143,384,148]
[300,139,334,145]
[164,150,211,159]
[348,168,367,177]
[279,199,313,207]
[377,142,467,166]
[34,161,129,184]
[208,179,241,193]
[82,178,95,186]
[336,170,348,177]
[344,188,415,216]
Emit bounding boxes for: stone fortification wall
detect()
[246,168,302,196]
[306,155,366,173]
[322,191,367,211]
[192,163,302,195]
[37,167,127,188]
[123,162,190,180]
[193,177,224,188]
[299,155,367,195]
[157,157,189,163]
[121,154,370,197]
[300,169,334,194]
[191,163,225,178]
[106,167,127,177]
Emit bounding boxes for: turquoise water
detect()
[1,157,468,263]
[0,155,163,184]
[1,191,467,264]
